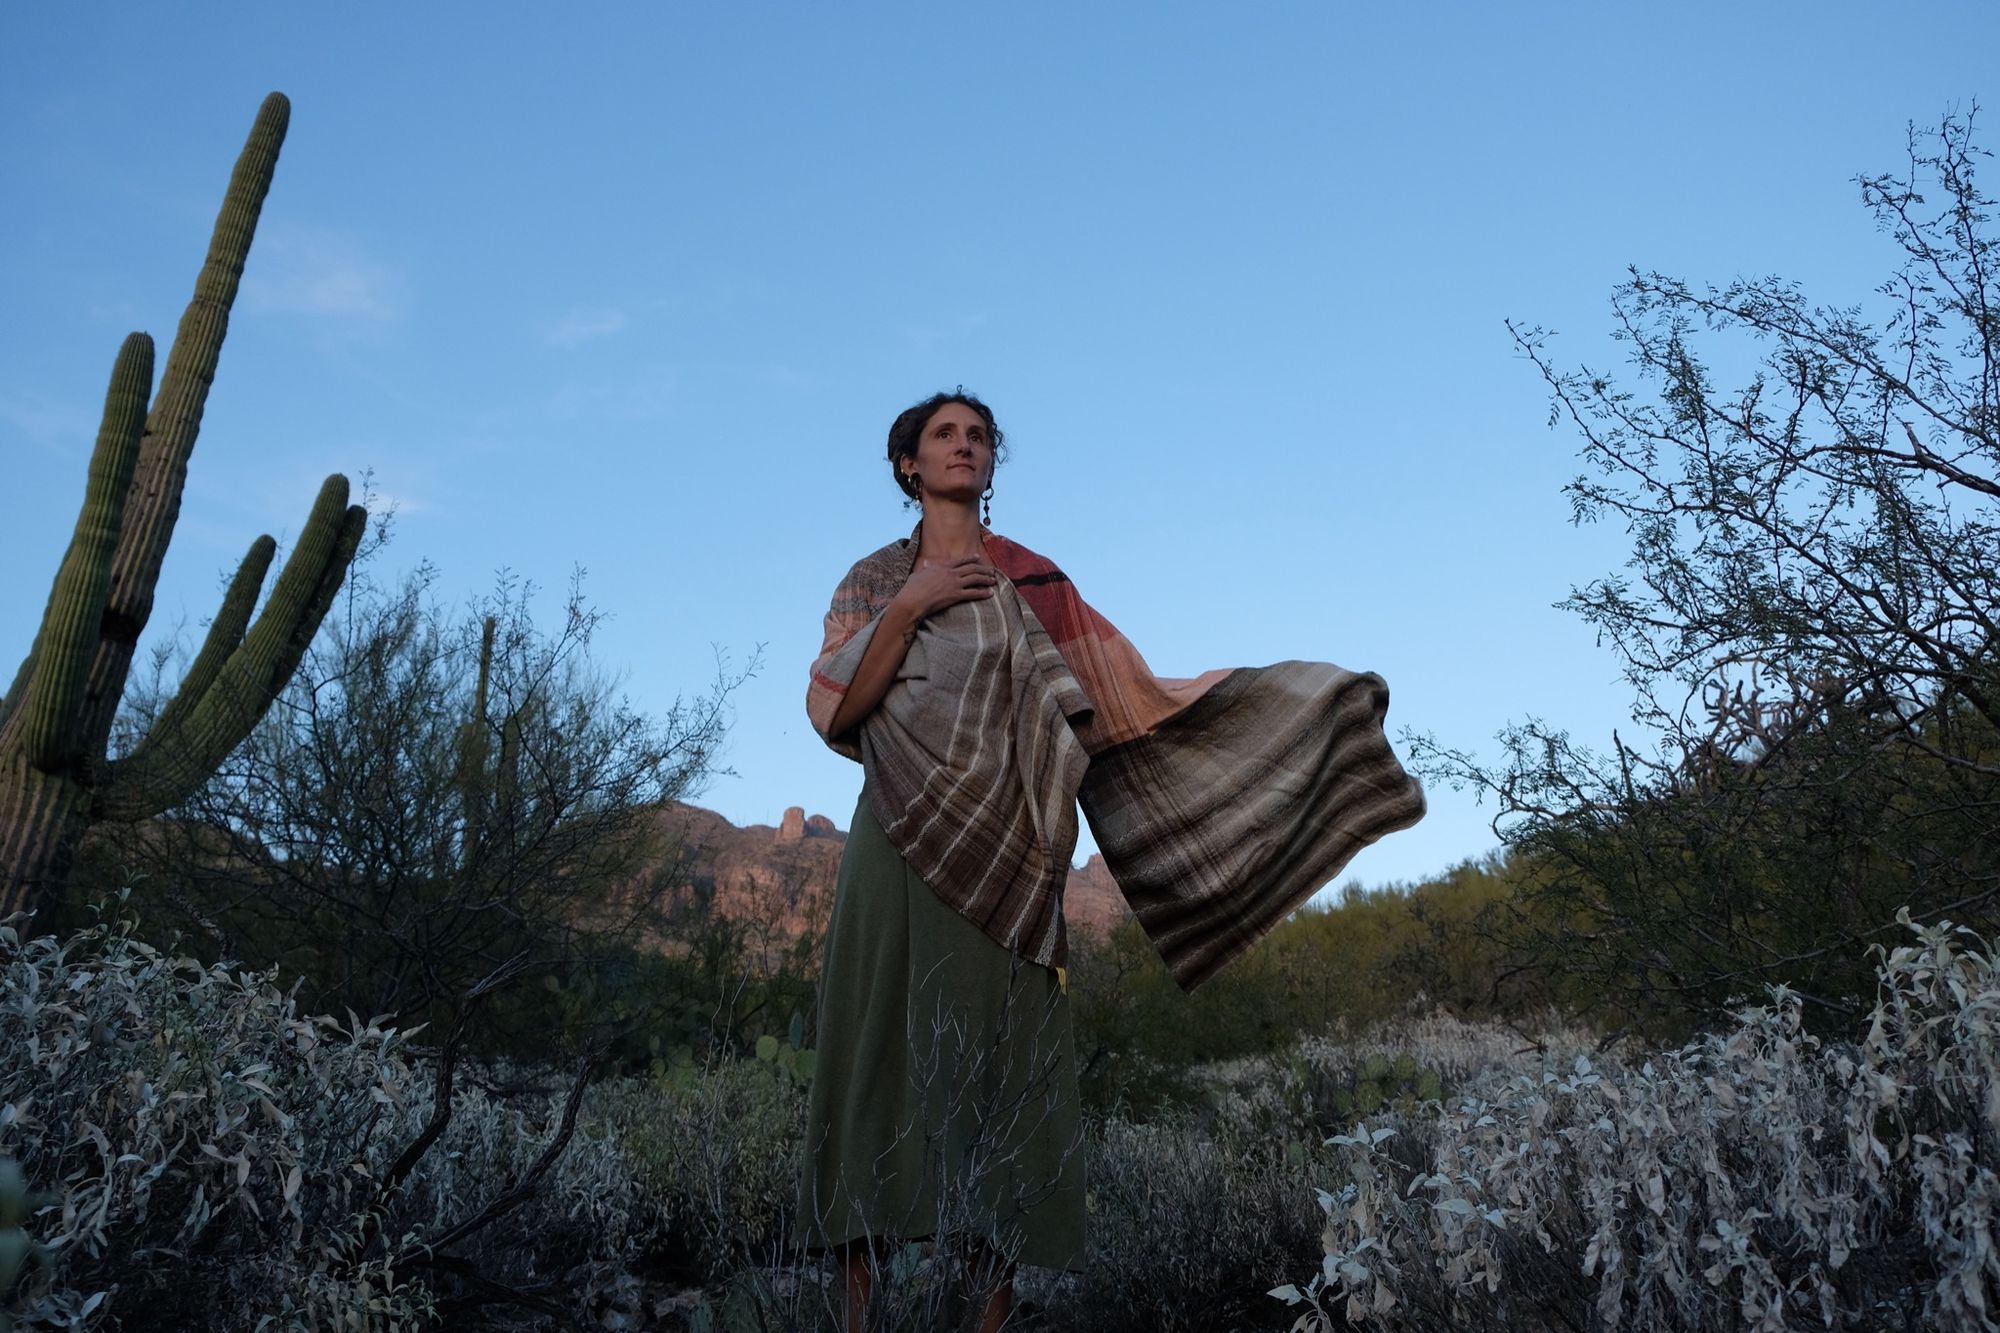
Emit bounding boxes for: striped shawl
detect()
[807,526,1426,991]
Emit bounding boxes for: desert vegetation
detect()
[0,93,365,922]
[4,93,1998,1332]
[7,898,1996,1331]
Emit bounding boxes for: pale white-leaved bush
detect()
[1273,912,2000,1332]
[0,904,667,1331]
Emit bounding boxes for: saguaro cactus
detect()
[0,93,367,916]
[455,615,537,871]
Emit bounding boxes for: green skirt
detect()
[794,787,1087,1271]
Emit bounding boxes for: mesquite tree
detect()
[86,552,749,1052]
[0,93,366,917]
[1416,108,2000,1029]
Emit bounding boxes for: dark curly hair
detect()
[886,389,1006,503]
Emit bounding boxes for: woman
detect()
[798,391,1426,1331]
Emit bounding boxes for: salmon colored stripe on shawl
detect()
[808,525,1426,991]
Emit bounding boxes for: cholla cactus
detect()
[0,92,365,916]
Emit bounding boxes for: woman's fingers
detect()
[906,555,998,612]
[949,573,995,602]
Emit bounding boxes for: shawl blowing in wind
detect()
[807,526,1426,992]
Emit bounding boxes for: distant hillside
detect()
[644,798,1132,945]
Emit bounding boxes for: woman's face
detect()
[903,402,993,502]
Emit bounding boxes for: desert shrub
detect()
[608,1053,810,1285]
[1067,865,1580,1123]
[0,903,699,1331]
[1195,1009,1593,1166]
[1277,913,2000,1332]
[378,1070,667,1316]
[1041,1114,1320,1333]
[0,900,437,1329]
[77,546,746,1069]
[1416,109,2000,1034]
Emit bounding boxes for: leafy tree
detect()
[1066,853,1562,1117]
[77,515,750,1055]
[1417,107,2000,1029]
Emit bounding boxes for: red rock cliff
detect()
[643,799,1131,952]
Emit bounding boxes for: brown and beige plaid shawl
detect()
[808,525,1426,992]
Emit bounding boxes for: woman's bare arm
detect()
[827,555,997,741]
[826,598,921,741]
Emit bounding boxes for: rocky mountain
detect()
[648,798,1132,945]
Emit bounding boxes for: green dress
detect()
[794,785,1088,1271]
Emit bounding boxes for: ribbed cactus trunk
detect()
[455,616,533,875]
[0,759,96,919]
[458,616,500,869]
[0,93,367,918]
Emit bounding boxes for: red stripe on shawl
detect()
[986,536,1095,645]
[986,533,1233,752]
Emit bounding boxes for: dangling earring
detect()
[981,484,993,527]
[908,472,923,506]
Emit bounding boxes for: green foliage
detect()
[75,552,749,1069]
[0,897,826,1330]
[0,92,366,917]
[1316,1050,1444,1125]
[55,876,1989,1333]
[614,1053,809,1285]
[1066,849,1575,1119]
[1413,107,2000,1033]
[751,1020,817,1086]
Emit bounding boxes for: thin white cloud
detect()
[245,223,399,322]
[547,305,630,346]
[0,390,87,457]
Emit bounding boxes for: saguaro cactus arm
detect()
[98,476,366,821]
[77,92,290,759]
[458,616,499,866]
[18,335,155,772]
[1,92,370,918]
[140,534,275,748]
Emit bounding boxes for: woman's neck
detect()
[917,503,985,561]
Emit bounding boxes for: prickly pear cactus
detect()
[1275,1047,1448,1152]
[1326,1051,1445,1123]
[754,1010,819,1086]
[0,92,366,916]
[0,1157,48,1333]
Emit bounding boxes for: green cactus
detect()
[752,1020,818,1086]
[455,615,536,869]
[1318,1049,1448,1131]
[0,1157,48,1332]
[0,92,366,916]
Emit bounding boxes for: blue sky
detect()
[3,3,1994,893]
